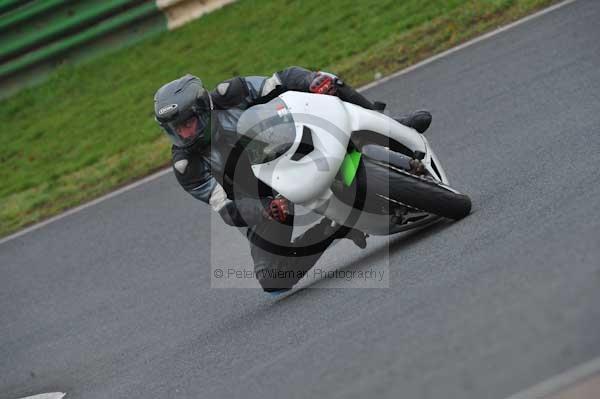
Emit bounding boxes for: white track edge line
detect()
[505,356,600,399]
[18,392,66,399]
[0,0,577,246]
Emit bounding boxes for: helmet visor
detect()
[162,111,210,147]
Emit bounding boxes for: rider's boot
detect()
[292,217,368,254]
[395,110,432,134]
[344,228,368,249]
[321,218,368,249]
[338,225,368,249]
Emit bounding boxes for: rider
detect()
[153,66,431,292]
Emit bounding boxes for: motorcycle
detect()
[235,91,471,236]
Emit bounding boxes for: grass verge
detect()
[0,0,558,237]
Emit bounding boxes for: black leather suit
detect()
[171,66,376,291]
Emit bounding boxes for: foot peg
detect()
[408,158,427,175]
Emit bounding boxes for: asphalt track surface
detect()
[2,1,600,398]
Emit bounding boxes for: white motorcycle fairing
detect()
[240,91,451,235]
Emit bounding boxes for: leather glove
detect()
[309,72,338,95]
[263,196,290,222]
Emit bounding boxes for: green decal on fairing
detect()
[341,150,361,186]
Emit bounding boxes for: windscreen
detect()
[237,98,296,165]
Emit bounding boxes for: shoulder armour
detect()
[211,77,249,108]
[260,73,282,97]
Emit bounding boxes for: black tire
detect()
[361,158,472,220]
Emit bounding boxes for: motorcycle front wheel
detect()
[347,156,472,220]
